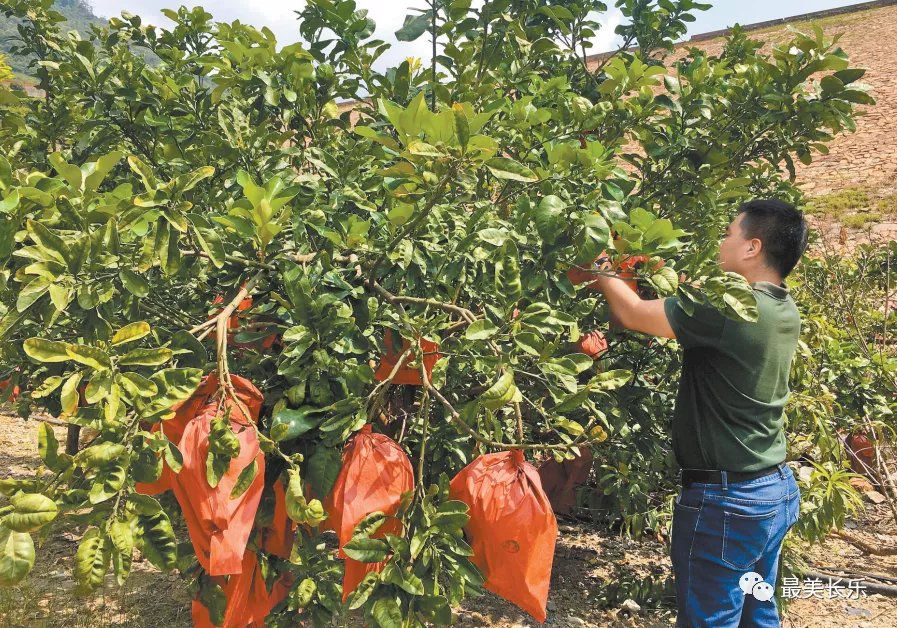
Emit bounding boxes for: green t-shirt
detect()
[663,281,800,472]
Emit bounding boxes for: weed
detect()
[842,212,881,229]
[804,187,871,217]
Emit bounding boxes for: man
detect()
[593,199,806,628]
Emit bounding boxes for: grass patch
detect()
[842,212,882,229]
[878,193,897,214]
[804,187,871,217]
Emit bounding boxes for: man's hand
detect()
[594,269,676,340]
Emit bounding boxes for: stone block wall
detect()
[587,3,897,197]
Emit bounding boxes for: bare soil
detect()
[1,411,895,628]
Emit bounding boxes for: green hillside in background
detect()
[1,0,105,78]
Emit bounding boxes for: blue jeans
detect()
[671,462,801,628]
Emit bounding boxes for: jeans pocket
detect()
[787,489,801,529]
[675,487,702,512]
[721,508,777,570]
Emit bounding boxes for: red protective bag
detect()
[208,294,279,352]
[538,450,593,516]
[577,330,608,360]
[449,450,557,623]
[322,424,414,600]
[374,329,440,386]
[172,375,265,576]
[0,376,20,403]
[135,374,222,496]
[192,551,271,628]
[259,478,296,559]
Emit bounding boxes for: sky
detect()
[88,0,872,72]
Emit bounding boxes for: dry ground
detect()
[1,412,895,628]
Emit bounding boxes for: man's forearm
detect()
[594,274,676,339]
[595,274,643,329]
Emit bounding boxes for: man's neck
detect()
[740,268,783,286]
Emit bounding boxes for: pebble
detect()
[566,617,586,626]
[620,598,641,614]
[863,490,887,504]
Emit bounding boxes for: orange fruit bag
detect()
[0,376,20,403]
[259,478,296,559]
[537,450,593,516]
[135,374,222,496]
[374,329,440,386]
[322,424,414,600]
[192,551,271,628]
[577,330,608,360]
[449,450,557,623]
[172,375,265,576]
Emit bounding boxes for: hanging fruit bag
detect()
[321,424,414,600]
[450,450,557,623]
[172,375,266,576]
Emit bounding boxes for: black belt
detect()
[680,462,786,487]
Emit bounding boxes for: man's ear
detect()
[745,238,763,259]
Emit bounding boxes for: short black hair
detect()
[737,199,808,278]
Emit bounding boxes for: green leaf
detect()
[5,493,58,533]
[17,276,50,312]
[120,348,173,367]
[430,356,450,389]
[175,166,215,194]
[395,10,432,42]
[120,269,149,297]
[347,572,379,610]
[128,156,157,191]
[229,458,259,500]
[649,266,679,296]
[66,345,112,370]
[75,442,126,468]
[485,157,538,182]
[38,422,70,471]
[352,511,388,539]
[23,338,70,362]
[192,226,226,269]
[480,371,517,410]
[84,151,124,192]
[61,370,84,415]
[117,372,158,399]
[840,89,875,105]
[307,448,342,500]
[32,375,64,399]
[495,239,522,307]
[89,454,129,504]
[372,597,403,628]
[150,368,202,408]
[465,319,498,340]
[594,369,633,390]
[270,407,322,441]
[26,220,70,265]
[109,521,134,555]
[535,195,564,244]
[49,153,84,191]
[112,322,151,346]
[137,511,177,571]
[452,103,469,150]
[49,283,74,312]
[343,537,389,563]
[74,528,111,591]
[167,331,208,369]
[0,523,35,586]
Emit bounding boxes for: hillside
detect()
[0,0,104,77]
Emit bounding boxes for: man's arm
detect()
[594,273,675,339]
